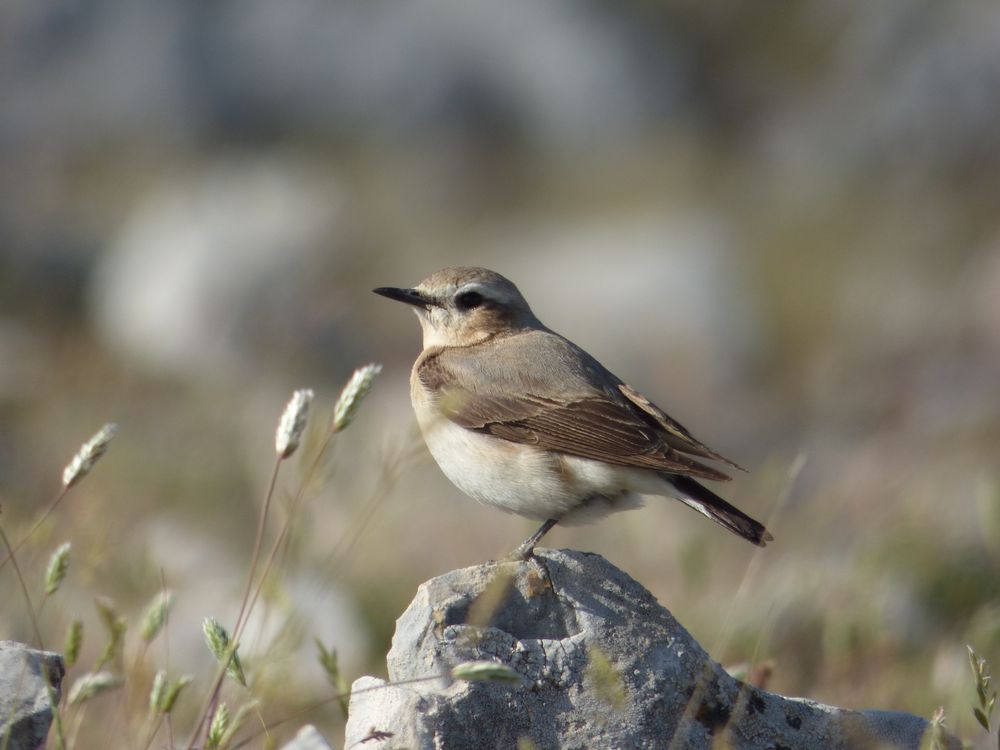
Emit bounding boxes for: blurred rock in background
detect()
[89,157,349,380]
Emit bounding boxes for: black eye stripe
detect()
[455,290,484,310]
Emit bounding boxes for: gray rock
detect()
[345,549,958,750]
[280,724,335,750]
[0,640,65,750]
[0,0,682,154]
[89,157,346,380]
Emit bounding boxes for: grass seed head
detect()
[160,674,193,714]
[207,702,231,749]
[333,364,382,432]
[68,670,124,706]
[450,660,523,685]
[44,542,71,595]
[149,669,167,716]
[276,388,315,458]
[203,616,247,686]
[64,618,83,669]
[62,423,118,488]
[140,589,175,643]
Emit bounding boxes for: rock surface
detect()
[279,724,336,750]
[345,549,958,750]
[0,641,65,750]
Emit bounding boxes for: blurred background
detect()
[2,0,1000,745]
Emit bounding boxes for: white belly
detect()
[414,402,666,525]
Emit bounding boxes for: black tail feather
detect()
[665,475,772,547]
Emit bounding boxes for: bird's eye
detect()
[455,291,484,310]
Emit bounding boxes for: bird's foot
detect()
[504,518,558,563]
[504,543,537,563]
[499,546,552,591]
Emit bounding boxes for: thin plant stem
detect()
[138,570,173,750]
[709,451,804,658]
[104,638,150,749]
[666,452,804,750]
[235,426,338,646]
[65,702,88,750]
[714,603,779,749]
[0,486,69,573]
[233,458,283,637]
[159,569,178,749]
[45,676,66,750]
[185,459,282,750]
[158,568,172,663]
[108,624,153,746]
[183,652,237,750]
[138,715,164,750]
[321,440,409,571]
[0,522,44,649]
[311,435,421,592]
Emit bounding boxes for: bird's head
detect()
[374,267,540,348]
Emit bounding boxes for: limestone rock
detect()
[345,549,958,750]
[0,641,65,750]
[279,724,335,750]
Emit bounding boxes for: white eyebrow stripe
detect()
[456,282,512,304]
[456,282,489,294]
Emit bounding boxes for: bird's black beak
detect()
[373,286,434,309]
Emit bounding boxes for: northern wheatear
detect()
[374,267,771,559]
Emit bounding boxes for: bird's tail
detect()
[664,475,773,547]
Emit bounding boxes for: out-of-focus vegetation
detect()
[1,1,999,747]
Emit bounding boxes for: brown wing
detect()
[418,350,732,482]
[618,383,747,472]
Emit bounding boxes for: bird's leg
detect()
[507,518,558,561]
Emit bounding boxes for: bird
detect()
[374,266,771,559]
